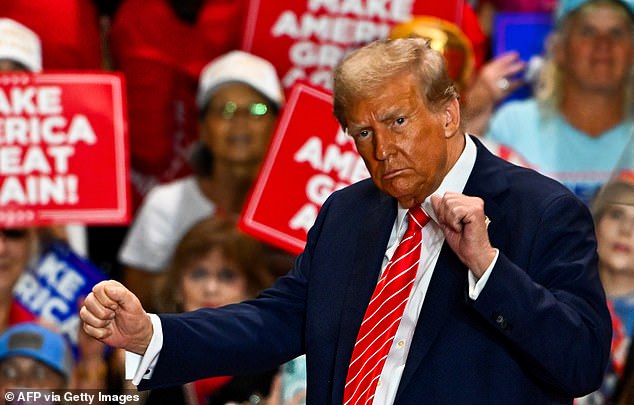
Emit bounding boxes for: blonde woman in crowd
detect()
[485,0,634,205]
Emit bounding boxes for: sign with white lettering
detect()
[0,73,129,226]
[239,83,368,254]
[241,0,463,92]
[13,241,107,356]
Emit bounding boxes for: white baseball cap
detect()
[196,50,284,111]
[0,18,42,72]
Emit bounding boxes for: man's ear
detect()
[443,98,461,137]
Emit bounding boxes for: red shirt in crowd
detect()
[108,0,248,210]
[0,0,102,70]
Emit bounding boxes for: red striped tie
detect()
[343,206,429,405]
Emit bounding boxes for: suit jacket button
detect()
[495,315,508,329]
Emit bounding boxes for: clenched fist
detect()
[80,280,153,355]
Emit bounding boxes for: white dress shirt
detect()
[126,134,498,404]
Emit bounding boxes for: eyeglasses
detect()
[209,101,272,120]
[0,229,28,240]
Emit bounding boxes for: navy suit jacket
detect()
[140,137,611,404]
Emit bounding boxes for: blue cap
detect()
[555,0,634,24]
[0,323,73,380]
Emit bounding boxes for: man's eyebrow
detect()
[347,105,409,132]
[377,106,406,123]
[377,111,397,122]
[347,123,367,134]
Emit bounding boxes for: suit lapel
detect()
[463,136,509,227]
[331,193,397,403]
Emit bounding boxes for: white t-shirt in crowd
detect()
[118,176,215,272]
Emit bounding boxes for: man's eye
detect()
[358,130,371,138]
[395,117,406,126]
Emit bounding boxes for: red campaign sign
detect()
[0,73,129,227]
[239,83,369,254]
[241,0,464,92]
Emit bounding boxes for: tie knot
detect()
[407,206,429,231]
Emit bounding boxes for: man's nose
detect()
[374,128,395,160]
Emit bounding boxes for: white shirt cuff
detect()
[125,313,163,385]
[468,249,499,300]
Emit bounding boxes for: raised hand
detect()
[80,280,153,355]
[431,192,496,278]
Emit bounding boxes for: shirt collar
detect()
[397,133,477,225]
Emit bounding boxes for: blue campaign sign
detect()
[13,241,107,357]
[493,12,553,102]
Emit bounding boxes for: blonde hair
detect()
[535,0,634,116]
[332,37,458,130]
[591,179,634,224]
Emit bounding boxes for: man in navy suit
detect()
[80,38,611,404]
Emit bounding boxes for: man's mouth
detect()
[383,168,405,180]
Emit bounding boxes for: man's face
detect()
[0,356,65,390]
[344,73,457,208]
[558,5,634,93]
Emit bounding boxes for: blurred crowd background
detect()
[0,0,632,404]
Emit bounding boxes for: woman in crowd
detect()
[578,178,634,404]
[0,228,38,330]
[485,0,633,205]
[0,226,109,389]
[118,50,291,309]
[0,17,87,255]
[145,216,277,405]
